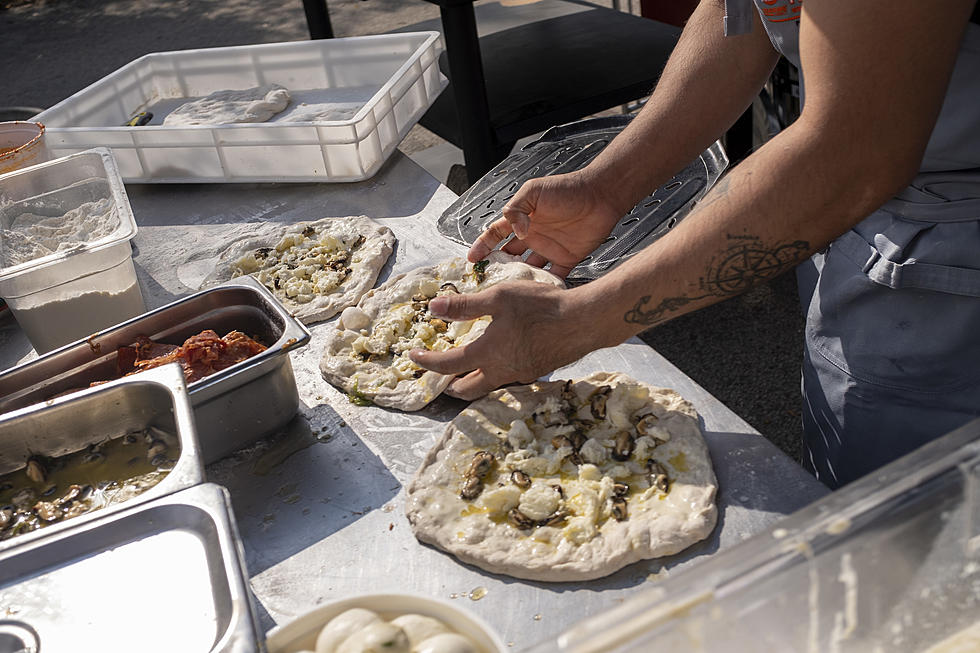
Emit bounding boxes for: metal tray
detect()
[437,115,728,284]
[0,483,260,653]
[0,276,311,464]
[0,363,202,554]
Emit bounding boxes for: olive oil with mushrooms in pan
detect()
[0,428,177,541]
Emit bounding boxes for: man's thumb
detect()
[428,290,493,321]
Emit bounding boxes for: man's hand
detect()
[468,171,624,278]
[408,280,603,400]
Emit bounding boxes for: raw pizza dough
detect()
[405,372,718,582]
[163,84,291,126]
[319,252,564,411]
[203,216,395,324]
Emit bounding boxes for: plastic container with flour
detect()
[0,148,144,353]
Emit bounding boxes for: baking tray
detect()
[0,363,201,555]
[437,115,728,284]
[0,482,260,653]
[527,417,980,652]
[33,33,448,183]
[0,276,310,464]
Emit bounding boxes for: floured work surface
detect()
[14,153,832,646]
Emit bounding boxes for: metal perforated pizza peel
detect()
[437,115,729,284]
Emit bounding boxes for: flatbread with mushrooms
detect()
[203,216,394,325]
[405,371,718,581]
[319,252,564,411]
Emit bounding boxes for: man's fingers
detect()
[445,369,498,400]
[547,262,573,279]
[525,252,548,268]
[501,203,532,239]
[501,237,528,257]
[427,288,496,321]
[409,346,474,376]
[468,218,514,262]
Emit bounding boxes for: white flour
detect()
[1,198,119,267]
[12,282,144,354]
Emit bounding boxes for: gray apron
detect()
[725,0,980,488]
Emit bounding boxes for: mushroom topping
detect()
[508,508,536,530]
[648,460,670,494]
[611,497,628,522]
[612,431,635,461]
[439,282,460,294]
[429,318,448,333]
[460,476,484,501]
[25,457,46,484]
[459,451,496,500]
[302,225,316,238]
[560,379,576,405]
[510,470,532,489]
[635,413,669,443]
[541,509,569,527]
[589,386,611,419]
[465,451,495,479]
[411,293,429,311]
[551,435,573,451]
[612,482,629,497]
[34,501,61,523]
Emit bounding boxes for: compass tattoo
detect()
[624,236,810,327]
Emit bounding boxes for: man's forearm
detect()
[574,117,905,348]
[584,1,779,215]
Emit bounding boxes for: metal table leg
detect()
[439,4,498,184]
[302,0,334,39]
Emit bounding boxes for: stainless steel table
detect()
[0,152,828,649]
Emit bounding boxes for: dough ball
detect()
[415,633,480,653]
[315,608,382,653]
[389,614,450,646]
[336,621,410,653]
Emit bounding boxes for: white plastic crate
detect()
[34,33,447,183]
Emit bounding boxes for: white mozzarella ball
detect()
[340,306,371,332]
[518,482,560,521]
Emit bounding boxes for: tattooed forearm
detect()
[702,236,809,296]
[624,295,703,327]
[623,235,811,327]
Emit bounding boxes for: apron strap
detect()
[724,0,755,36]
[835,229,980,297]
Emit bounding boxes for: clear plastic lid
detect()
[527,419,980,653]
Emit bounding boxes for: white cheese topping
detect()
[507,419,534,449]
[518,482,561,521]
[233,223,365,305]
